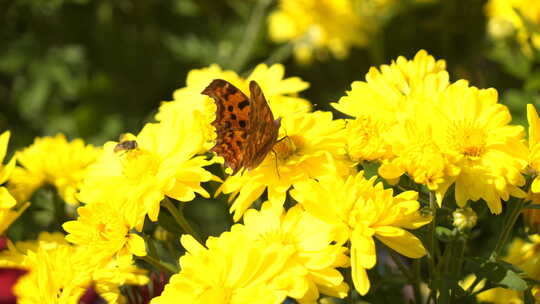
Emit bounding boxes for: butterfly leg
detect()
[271,149,281,179]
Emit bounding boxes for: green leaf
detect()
[488,40,532,79]
[467,257,528,291]
[499,269,528,291]
[525,71,540,91]
[361,161,380,179]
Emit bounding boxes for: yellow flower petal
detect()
[127,233,147,257]
[0,131,10,164]
[0,187,16,209]
[375,226,426,258]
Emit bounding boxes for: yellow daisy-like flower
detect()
[152,231,297,304]
[220,110,351,221]
[505,236,540,282]
[0,232,147,304]
[0,130,29,236]
[378,104,461,190]
[0,131,17,209]
[333,50,450,171]
[8,134,99,205]
[434,81,527,213]
[268,0,396,62]
[527,104,540,192]
[333,49,449,123]
[155,63,310,152]
[63,200,146,261]
[233,204,349,302]
[460,274,522,304]
[485,0,540,55]
[0,232,68,267]
[522,104,540,233]
[464,236,540,304]
[0,202,30,236]
[344,116,393,163]
[291,171,431,295]
[78,116,213,230]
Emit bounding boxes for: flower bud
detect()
[452,207,477,231]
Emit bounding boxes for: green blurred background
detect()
[2,0,539,152]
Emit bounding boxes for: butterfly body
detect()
[202,79,281,175]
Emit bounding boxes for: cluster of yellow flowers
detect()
[336,50,529,214]
[2,50,540,303]
[485,0,540,56]
[268,0,401,63]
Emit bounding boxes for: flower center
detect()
[97,222,110,241]
[347,117,387,162]
[273,135,304,160]
[120,149,160,180]
[448,121,487,158]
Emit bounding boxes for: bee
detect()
[113,134,138,153]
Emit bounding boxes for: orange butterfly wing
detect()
[201,79,281,175]
[244,80,281,170]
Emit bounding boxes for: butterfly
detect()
[202,79,281,175]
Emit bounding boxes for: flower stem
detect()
[413,259,423,304]
[490,198,526,260]
[230,0,273,71]
[264,42,294,66]
[427,191,439,294]
[162,197,204,245]
[139,255,177,275]
[388,249,413,280]
[388,250,422,304]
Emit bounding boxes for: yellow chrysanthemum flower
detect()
[0,232,67,267]
[78,116,213,230]
[0,130,29,236]
[152,231,298,304]
[335,50,526,211]
[434,81,527,213]
[8,134,99,205]
[485,0,540,55]
[155,63,310,152]
[506,236,540,282]
[268,0,397,62]
[0,202,29,236]
[0,232,147,304]
[63,200,146,261]
[527,104,540,192]
[463,236,540,303]
[378,104,461,190]
[0,131,17,209]
[460,274,522,304]
[344,116,393,163]
[333,50,449,165]
[291,171,431,295]
[333,49,449,122]
[233,204,349,302]
[523,104,540,232]
[220,110,352,221]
